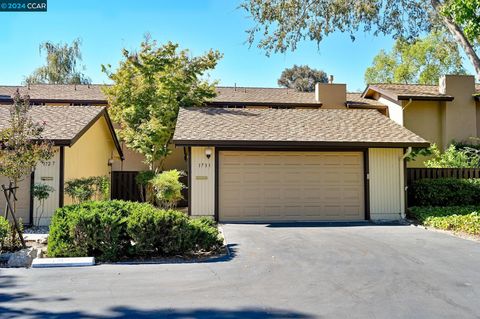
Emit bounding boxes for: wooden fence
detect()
[111,171,188,207]
[407,168,480,185]
[111,171,143,202]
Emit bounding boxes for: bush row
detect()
[409,206,480,236]
[48,200,222,261]
[410,178,480,206]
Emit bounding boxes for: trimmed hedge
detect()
[409,206,480,236]
[410,178,480,206]
[48,200,222,261]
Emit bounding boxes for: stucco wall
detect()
[369,148,405,220]
[190,146,215,217]
[64,116,118,204]
[112,144,187,172]
[440,75,477,145]
[379,96,403,125]
[403,100,442,168]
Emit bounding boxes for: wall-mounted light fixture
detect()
[205,148,212,159]
[107,159,114,166]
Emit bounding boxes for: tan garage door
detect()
[219,151,364,222]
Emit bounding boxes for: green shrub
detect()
[0,216,23,252]
[410,178,480,206]
[48,201,131,260]
[424,144,480,168]
[410,206,480,236]
[64,176,110,203]
[150,170,185,209]
[0,216,10,251]
[48,200,222,261]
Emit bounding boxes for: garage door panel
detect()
[219,151,364,222]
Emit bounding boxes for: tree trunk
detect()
[431,0,480,80]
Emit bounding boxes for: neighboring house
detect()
[172,83,429,222]
[0,105,123,225]
[362,75,480,167]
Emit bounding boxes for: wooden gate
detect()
[111,171,188,207]
[111,171,143,202]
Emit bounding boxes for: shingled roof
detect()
[363,83,480,101]
[173,107,429,148]
[0,84,107,103]
[0,84,383,108]
[0,105,123,158]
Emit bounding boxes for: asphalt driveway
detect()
[1,223,480,318]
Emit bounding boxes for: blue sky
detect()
[0,0,474,92]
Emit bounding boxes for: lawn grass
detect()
[409,206,480,236]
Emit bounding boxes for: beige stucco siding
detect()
[369,148,404,220]
[64,116,118,205]
[379,96,403,125]
[190,147,215,216]
[112,145,187,172]
[440,75,477,146]
[403,100,442,168]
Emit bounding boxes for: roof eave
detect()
[172,139,430,149]
[397,95,454,101]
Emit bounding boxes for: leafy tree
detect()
[365,31,466,84]
[424,144,480,168]
[102,37,222,170]
[441,0,480,43]
[0,92,54,189]
[278,65,328,92]
[0,92,54,244]
[241,0,480,79]
[25,38,91,85]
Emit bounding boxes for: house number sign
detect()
[198,162,211,168]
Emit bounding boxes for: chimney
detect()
[315,78,347,108]
[438,74,477,148]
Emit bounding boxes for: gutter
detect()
[399,147,412,219]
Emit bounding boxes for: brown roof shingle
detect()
[0,105,105,143]
[0,84,384,108]
[173,107,429,147]
[0,84,107,103]
[212,86,319,105]
[364,83,455,100]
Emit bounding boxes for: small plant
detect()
[32,183,55,226]
[64,176,110,203]
[0,217,10,252]
[0,217,23,252]
[150,170,185,209]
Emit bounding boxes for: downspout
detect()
[399,147,412,219]
[402,98,413,110]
